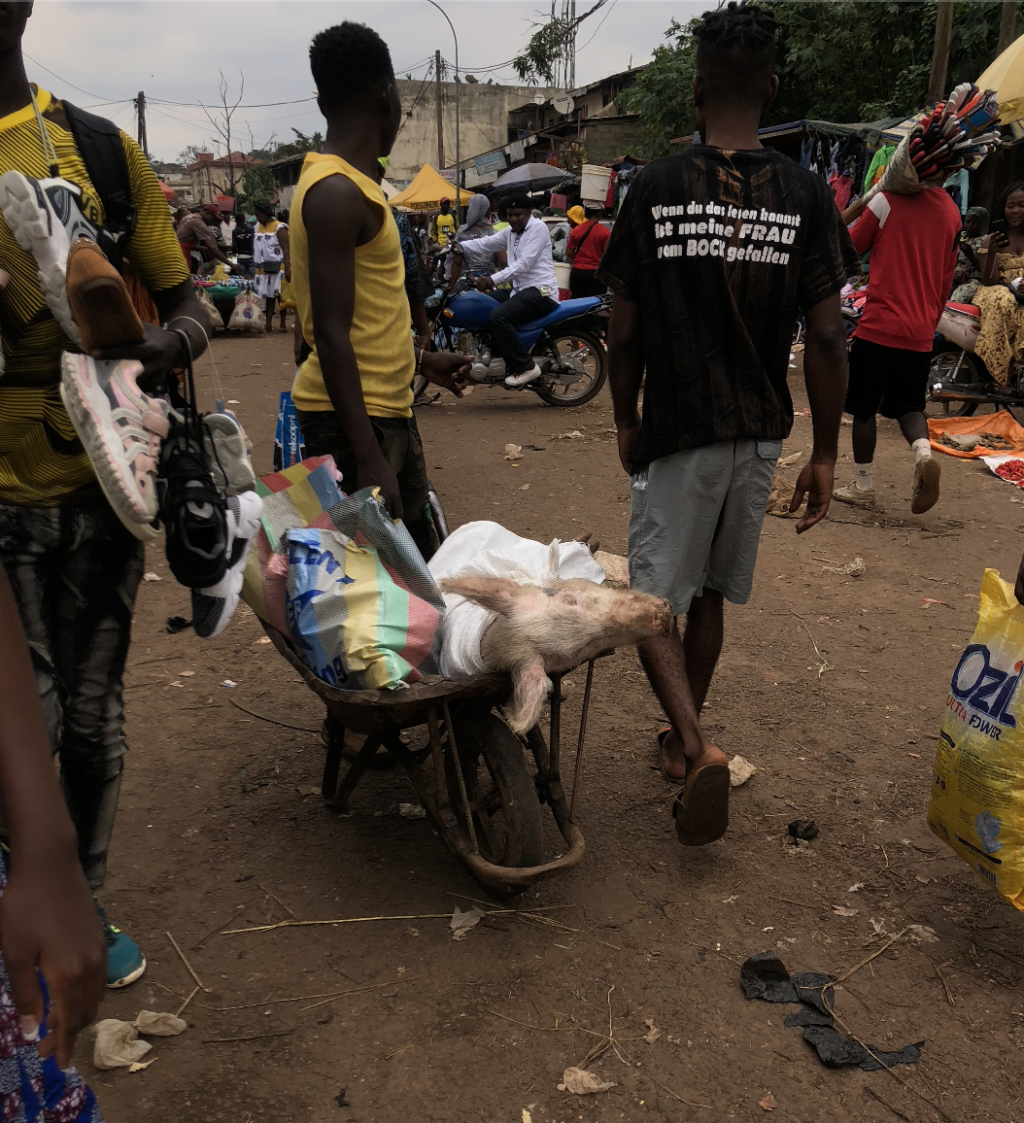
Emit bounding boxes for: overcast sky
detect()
[22,1,709,162]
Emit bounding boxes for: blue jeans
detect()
[0,503,143,890]
[489,286,557,374]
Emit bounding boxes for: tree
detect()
[621,1,1021,158]
[177,144,205,167]
[513,0,614,86]
[201,70,246,197]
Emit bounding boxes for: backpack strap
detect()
[62,100,137,270]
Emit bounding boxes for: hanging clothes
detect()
[829,171,853,211]
[864,145,896,190]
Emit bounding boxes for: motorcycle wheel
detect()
[926,345,980,418]
[532,328,608,407]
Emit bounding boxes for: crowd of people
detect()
[1,1,1023,1117]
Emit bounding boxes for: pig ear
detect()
[439,575,524,616]
[506,657,551,735]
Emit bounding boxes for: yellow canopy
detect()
[389,164,474,210]
[978,33,1024,124]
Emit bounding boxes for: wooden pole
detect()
[136,90,148,158]
[927,1,954,106]
[998,0,1018,55]
[435,49,444,170]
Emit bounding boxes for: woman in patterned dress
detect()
[252,202,291,332]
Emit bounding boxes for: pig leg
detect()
[506,657,551,734]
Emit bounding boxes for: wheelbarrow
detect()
[263,623,599,896]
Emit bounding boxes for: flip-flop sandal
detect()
[672,762,730,846]
[657,725,687,783]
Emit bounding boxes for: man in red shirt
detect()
[834,187,961,514]
[566,205,611,298]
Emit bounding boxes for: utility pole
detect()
[927,1,954,105]
[435,49,444,170]
[999,0,1018,55]
[136,90,148,158]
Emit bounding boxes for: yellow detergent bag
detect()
[928,569,1024,907]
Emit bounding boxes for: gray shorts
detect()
[628,439,782,616]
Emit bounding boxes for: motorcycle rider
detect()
[452,192,560,388]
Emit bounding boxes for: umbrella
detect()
[977,32,1024,123]
[492,162,574,192]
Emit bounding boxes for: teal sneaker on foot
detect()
[96,904,146,988]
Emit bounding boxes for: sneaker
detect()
[0,171,102,346]
[504,363,543,388]
[159,415,229,588]
[96,904,146,989]
[60,352,168,539]
[192,490,263,638]
[203,411,256,496]
[912,454,941,514]
[832,480,876,508]
[66,238,145,352]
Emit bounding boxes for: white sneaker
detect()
[0,171,101,346]
[59,353,168,539]
[203,411,256,496]
[504,363,543,388]
[832,480,876,508]
[191,490,264,638]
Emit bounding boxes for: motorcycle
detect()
[422,262,610,407]
[928,299,1024,418]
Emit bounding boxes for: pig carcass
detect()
[438,575,672,733]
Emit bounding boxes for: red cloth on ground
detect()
[849,188,961,352]
[567,219,611,272]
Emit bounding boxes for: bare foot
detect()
[660,726,727,782]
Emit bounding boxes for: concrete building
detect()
[152,162,193,206]
[388,77,558,185]
[448,65,646,188]
[188,152,260,206]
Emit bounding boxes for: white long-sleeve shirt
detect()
[458,215,560,302]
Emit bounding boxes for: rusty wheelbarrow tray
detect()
[263,623,599,896]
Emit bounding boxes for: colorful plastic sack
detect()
[241,456,346,637]
[273,391,306,471]
[228,287,264,332]
[285,520,444,690]
[928,569,1024,908]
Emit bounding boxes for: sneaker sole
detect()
[193,493,263,638]
[72,276,146,351]
[833,491,875,509]
[504,371,542,388]
[107,955,147,989]
[912,458,941,515]
[0,171,81,346]
[60,355,159,538]
[204,415,256,496]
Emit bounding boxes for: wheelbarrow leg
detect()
[321,718,344,800]
[324,732,383,811]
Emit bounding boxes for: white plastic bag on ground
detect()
[428,521,605,679]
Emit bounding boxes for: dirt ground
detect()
[88,328,1024,1123]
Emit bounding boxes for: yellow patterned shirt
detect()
[0,88,189,505]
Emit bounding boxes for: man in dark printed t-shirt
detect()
[598,1,859,848]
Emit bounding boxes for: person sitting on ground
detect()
[566,204,610,298]
[290,20,469,560]
[971,183,1024,387]
[599,0,857,847]
[949,206,988,303]
[430,196,456,247]
[453,191,560,388]
[833,140,961,515]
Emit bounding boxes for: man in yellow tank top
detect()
[290,22,468,559]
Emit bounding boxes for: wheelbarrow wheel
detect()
[446,708,542,871]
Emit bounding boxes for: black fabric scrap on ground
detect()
[740,951,923,1071]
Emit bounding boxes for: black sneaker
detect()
[159,413,229,588]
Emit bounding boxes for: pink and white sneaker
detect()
[59,353,169,540]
